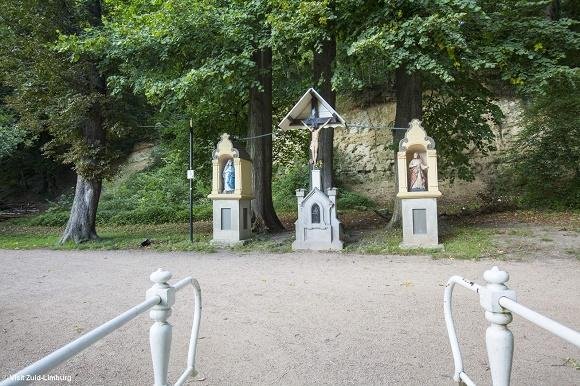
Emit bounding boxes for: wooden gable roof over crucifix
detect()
[277,88,346,131]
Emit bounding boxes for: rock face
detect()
[333,99,524,206]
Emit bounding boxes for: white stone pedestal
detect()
[400,197,443,249]
[292,169,343,251]
[211,199,252,245]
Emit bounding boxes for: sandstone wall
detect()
[333,99,524,207]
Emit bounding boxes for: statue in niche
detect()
[222,159,235,193]
[408,152,428,191]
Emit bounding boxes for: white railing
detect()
[444,266,580,386]
[1,268,202,386]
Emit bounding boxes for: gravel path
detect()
[0,249,578,385]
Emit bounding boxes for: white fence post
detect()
[480,267,516,386]
[146,269,176,386]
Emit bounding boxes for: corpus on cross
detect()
[300,97,333,165]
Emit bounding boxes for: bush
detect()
[24,147,377,226]
[272,163,377,212]
[496,76,580,209]
[272,164,310,212]
[337,190,376,210]
[21,150,213,225]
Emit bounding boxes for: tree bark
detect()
[60,175,102,243]
[60,0,106,244]
[313,37,336,192]
[545,0,560,20]
[248,47,284,232]
[387,68,423,228]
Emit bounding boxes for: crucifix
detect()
[300,96,333,164]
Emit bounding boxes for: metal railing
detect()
[444,266,580,386]
[1,268,202,386]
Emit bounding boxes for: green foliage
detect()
[2,0,579,227]
[0,84,27,160]
[335,0,578,181]
[423,83,503,181]
[0,222,215,251]
[344,225,496,260]
[0,0,150,179]
[98,151,210,224]
[272,163,310,212]
[497,75,580,208]
[272,162,377,212]
[21,150,213,226]
[0,114,26,160]
[22,150,378,226]
[337,190,376,210]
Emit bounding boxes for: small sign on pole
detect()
[187,170,195,180]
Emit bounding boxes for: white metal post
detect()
[480,266,516,386]
[147,269,176,386]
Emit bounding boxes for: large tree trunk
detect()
[60,0,106,244]
[248,47,284,232]
[60,176,102,243]
[313,37,336,192]
[387,68,423,228]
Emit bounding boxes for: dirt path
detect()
[0,250,578,385]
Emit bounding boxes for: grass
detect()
[230,234,293,253]
[345,225,497,260]
[2,208,576,261]
[564,248,580,260]
[506,228,534,237]
[437,227,497,260]
[0,219,496,259]
[0,223,215,252]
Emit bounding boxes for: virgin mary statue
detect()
[222,159,235,193]
[408,152,428,191]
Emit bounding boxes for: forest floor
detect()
[0,248,579,385]
[0,209,578,261]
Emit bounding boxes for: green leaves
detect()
[500,73,580,207]
[0,0,150,180]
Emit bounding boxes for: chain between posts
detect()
[232,123,408,142]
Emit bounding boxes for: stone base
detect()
[210,239,251,247]
[211,198,252,245]
[399,242,444,250]
[292,239,344,251]
[401,197,441,248]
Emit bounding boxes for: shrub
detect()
[497,76,580,209]
[272,164,310,212]
[272,163,377,212]
[25,147,377,226]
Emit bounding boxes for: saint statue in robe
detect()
[222,159,235,193]
[408,152,428,191]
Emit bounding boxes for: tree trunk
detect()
[545,0,560,20]
[60,175,101,243]
[248,47,284,233]
[313,37,336,192]
[387,68,423,228]
[60,0,106,244]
